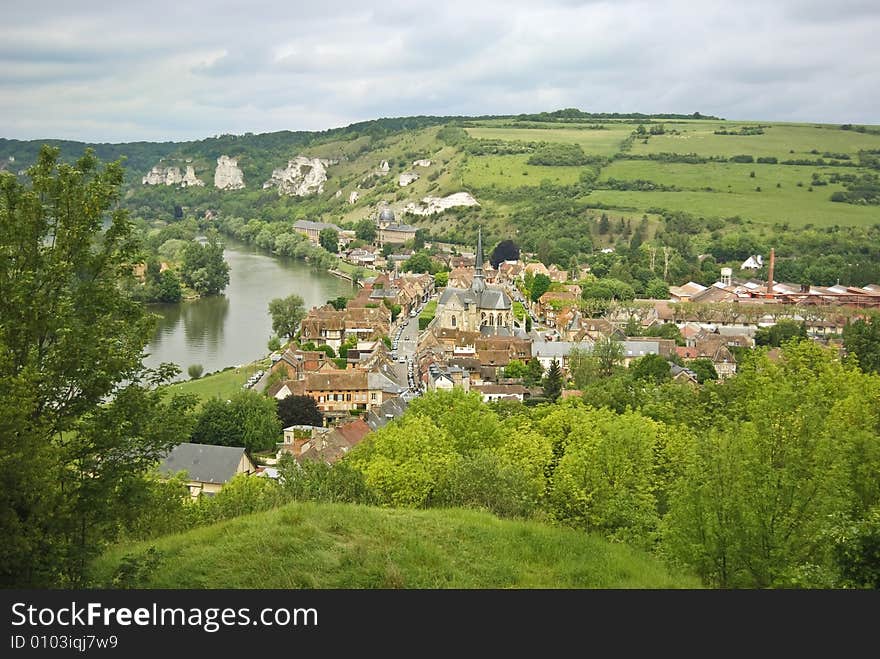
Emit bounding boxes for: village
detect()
[156,206,880,497]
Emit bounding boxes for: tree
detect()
[0,146,198,586]
[645,278,670,299]
[267,336,282,352]
[843,315,880,374]
[598,213,610,235]
[594,336,625,376]
[191,391,281,453]
[525,357,543,387]
[543,358,563,402]
[688,358,718,383]
[490,239,520,268]
[503,359,529,379]
[187,364,204,379]
[434,271,449,287]
[277,395,323,428]
[404,251,433,273]
[156,269,182,303]
[755,319,808,347]
[268,294,306,338]
[355,219,377,242]
[629,354,671,384]
[327,296,349,311]
[181,232,230,296]
[413,228,428,251]
[319,227,339,253]
[530,273,551,302]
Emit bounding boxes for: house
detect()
[621,338,676,365]
[280,419,372,464]
[376,208,419,245]
[531,340,590,373]
[157,443,255,499]
[669,281,708,302]
[670,364,699,385]
[741,255,763,270]
[293,219,343,244]
[471,383,528,402]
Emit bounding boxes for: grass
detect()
[90,502,700,589]
[629,122,880,159]
[419,300,437,324]
[461,154,585,189]
[164,361,267,404]
[465,126,633,156]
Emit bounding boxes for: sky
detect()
[2,0,878,143]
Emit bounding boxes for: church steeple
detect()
[472,227,486,293]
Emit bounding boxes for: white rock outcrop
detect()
[348,191,359,204]
[412,159,432,167]
[335,189,343,198]
[404,192,480,216]
[214,156,245,190]
[398,172,419,187]
[181,165,204,187]
[262,156,327,196]
[142,165,182,186]
[377,160,390,175]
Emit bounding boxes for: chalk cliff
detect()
[214,156,245,190]
[404,192,480,216]
[262,156,328,196]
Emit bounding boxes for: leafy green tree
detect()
[543,405,663,548]
[755,319,808,347]
[630,354,671,383]
[543,358,563,402]
[277,395,323,428]
[503,359,529,379]
[268,293,306,338]
[319,227,339,253]
[156,269,182,303]
[181,232,230,296]
[530,273,551,302]
[434,271,449,287]
[594,336,625,377]
[355,219,377,242]
[525,357,543,387]
[688,358,718,383]
[0,146,197,586]
[644,322,685,345]
[267,336,282,352]
[645,278,670,299]
[404,251,433,273]
[327,295,349,311]
[191,390,281,453]
[187,364,204,379]
[843,315,880,374]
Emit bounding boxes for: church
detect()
[436,229,513,333]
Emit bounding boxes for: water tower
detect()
[720,267,733,286]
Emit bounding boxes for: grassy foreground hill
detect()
[90,502,699,589]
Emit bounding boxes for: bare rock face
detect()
[412,159,432,167]
[181,165,204,187]
[398,172,419,187]
[143,165,182,186]
[377,160,390,175]
[334,190,343,198]
[348,191,360,204]
[214,156,245,190]
[262,155,327,196]
[404,192,480,216]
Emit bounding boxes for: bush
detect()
[187,364,204,379]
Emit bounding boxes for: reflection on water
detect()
[144,237,353,379]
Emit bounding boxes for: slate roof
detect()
[158,443,247,485]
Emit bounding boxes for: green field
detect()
[465,125,632,156]
[90,502,699,588]
[164,361,267,404]
[591,159,880,226]
[462,154,586,188]
[629,123,880,159]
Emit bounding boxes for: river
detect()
[144,237,354,379]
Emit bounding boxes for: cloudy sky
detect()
[2,0,878,142]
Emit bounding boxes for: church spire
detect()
[472,227,486,293]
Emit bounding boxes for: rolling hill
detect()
[89,501,700,589]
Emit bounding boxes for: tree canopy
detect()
[268,293,306,338]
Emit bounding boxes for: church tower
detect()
[471,227,486,294]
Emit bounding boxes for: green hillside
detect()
[90,502,699,589]
[4,111,879,286]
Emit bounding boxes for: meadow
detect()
[91,501,699,588]
[465,125,632,156]
[462,153,585,188]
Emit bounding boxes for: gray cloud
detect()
[1,0,878,142]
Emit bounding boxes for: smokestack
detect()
[766,248,775,298]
